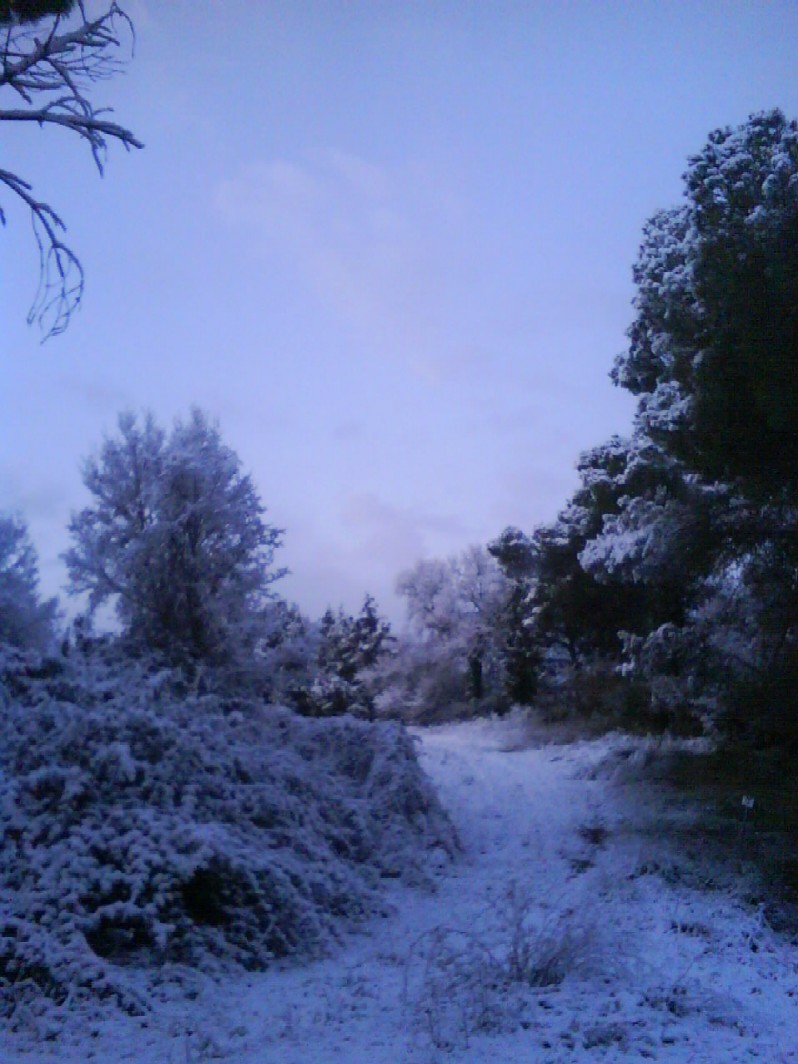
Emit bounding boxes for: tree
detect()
[520,435,673,674]
[0,1,141,337]
[0,513,57,650]
[0,2,76,23]
[487,528,540,704]
[485,430,714,724]
[602,110,798,741]
[397,546,508,704]
[615,109,798,497]
[311,595,394,718]
[64,409,286,663]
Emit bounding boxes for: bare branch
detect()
[0,166,84,337]
[0,105,142,168]
[0,4,131,91]
[0,1,141,338]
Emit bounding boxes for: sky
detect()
[2,1,798,624]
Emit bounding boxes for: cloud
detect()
[56,373,135,414]
[331,420,364,443]
[214,151,573,408]
[215,151,461,377]
[274,490,471,623]
[326,150,394,202]
[0,469,69,524]
[339,490,467,565]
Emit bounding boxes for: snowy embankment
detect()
[5,715,798,1063]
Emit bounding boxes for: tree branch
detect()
[0,1,140,337]
[0,4,131,90]
[0,106,142,165]
[0,166,83,337]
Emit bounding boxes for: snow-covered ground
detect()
[4,715,798,1063]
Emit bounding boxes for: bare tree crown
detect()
[0,1,142,338]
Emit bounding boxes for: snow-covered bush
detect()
[0,650,456,1027]
[375,632,477,723]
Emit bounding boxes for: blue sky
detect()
[3,1,798,622]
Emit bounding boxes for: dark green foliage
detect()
[0,0,75,23]
[606,111,798,741]
[688,113,798,490]
[488,527,536,583]
[500,587,540,704]
[618,109,798,498]
[488,529,540,705]
[723,661,798,750]
[309,595,394,719]
[481,112,798,743]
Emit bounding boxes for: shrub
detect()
[0,650,457,1027]
[533,658,704,738]
[404,881,602,1052]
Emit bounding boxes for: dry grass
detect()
[403,881,604,1052]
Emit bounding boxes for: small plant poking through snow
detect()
[403,880,602,1051]
[0,649,457,1030]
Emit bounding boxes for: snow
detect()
[3,714,798,1063]
[0,653,456,1034]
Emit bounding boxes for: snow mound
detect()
[0,651,457,1030]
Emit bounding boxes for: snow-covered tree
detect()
[65,409,285,663]
[615,109,798,496]
[0,513,58,651]
[595,110,798,740]
[397,546,508,708]
[483,430,713,725]
[487,528,540,705]
[309,595,394,719]
[253,599,318,704]
[521,436,674,673]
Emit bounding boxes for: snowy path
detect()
[6,717,798,1062]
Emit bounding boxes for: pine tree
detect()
[0,514,58,651]
[313,596,394,719]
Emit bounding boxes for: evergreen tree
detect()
[488,528,539,705]
[311,596,393,719]
[0,514,58,651]
[615,109,798,496]
[603,110,798,741]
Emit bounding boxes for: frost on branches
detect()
[394,546,510,716]
[0,1,142,336]
[64,410,286,665]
